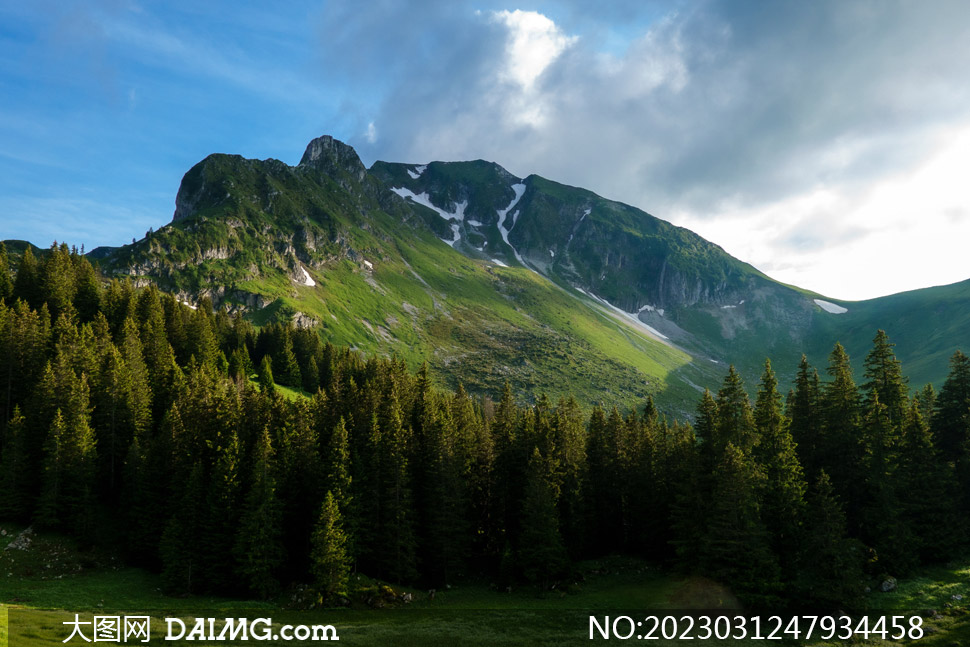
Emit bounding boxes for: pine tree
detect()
[858,393,914,574]
[12,245,40,308]
[862,330,909,429]
[0,241,13,302]
[934,350,970,458]
[201,426,243,592]
[715,366,757,454]
[311,491,351,600]
[160,462,206,594]
[0,406,30,520]
[788,355,821,476]
[73,257,101,322]
[794,472,866,610]
[490,381,521,555]
[517,447,569,589]
[377,385,417,583]
[753,359,806,570]
[274,328,302,388]
[695,389,719,469]
[40,242,77,320]
[552,396,586,558]
[819,343,862,499]
[36,395,98,537]
[258,355,275,394]
[585,406,626,554]
[276,400,324,580]
[700,442,780,606]
[234,427,284,599]
[897,401,962,562]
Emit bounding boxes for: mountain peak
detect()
[299,135,366,182]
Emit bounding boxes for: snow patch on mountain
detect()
[294,266,316,287]
[814,299,848,314]
[391,187,467,222]
[496,183,527,265]
[407,164,427,179]
[491,258,509,267]
[445,223,461,247]
[568,208,591,244]
[392,186,469,246]
[575,287,669,341]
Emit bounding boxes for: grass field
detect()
[2,522,969,645]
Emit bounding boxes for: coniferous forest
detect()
[2,242,970,610]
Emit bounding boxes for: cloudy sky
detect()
[2,0,970,300]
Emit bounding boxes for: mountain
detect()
[39,135,970,413]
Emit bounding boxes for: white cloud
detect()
[676,125,970,300]
[365,121,377,144]
[492,9,577,90]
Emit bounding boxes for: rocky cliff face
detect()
[299,135,368,186]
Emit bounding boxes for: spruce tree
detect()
[234,427,284,599]
[788,355,821,476]
[160,462,206,594]
[311,491,351,600]
[258,355,275,394]
[753,359,806,570]
[897,401,961,562]
[201,426,243,592]
[377,385,417,583]
[862,330,909,429]
[700,442,780,606]
[12,245,40,308]
[794,472,865,610]
[934,350,970,458]
[0,241,12,302]
[0,406,30,520]
[518,447,569,589]
[819,343,862,498]
[858,394,914,574]
[715,366,757,454]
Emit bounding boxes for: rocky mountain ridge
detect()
[27,135,969,410]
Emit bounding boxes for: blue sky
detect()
[3,0,970,300]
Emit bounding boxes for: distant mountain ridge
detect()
[8,135,968,413]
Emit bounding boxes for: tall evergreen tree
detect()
[700,442,779,606]
[160,462,206,594]
[715,366,757,454]
[788,355,821,476]
[753,359,805,569]
[377,384,417,583]
[819,343,862,498]
[311,491,351,600]
[897,401,961,562]
[858,394,913,574]
[0,241,12,302]
[0,406,30,520]
[517,447,569,589]
[234,427,284,599]
[12,246,40,308]
[934,350,970,458]
[258,355,275,394]
[862,330,909,429]
[794,472,865,610]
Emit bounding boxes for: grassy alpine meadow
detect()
[3,523,970,646]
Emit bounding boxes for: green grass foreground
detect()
[3,523,970,646]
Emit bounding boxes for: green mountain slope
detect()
[91,137,711,414]
[17,135,966,411]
